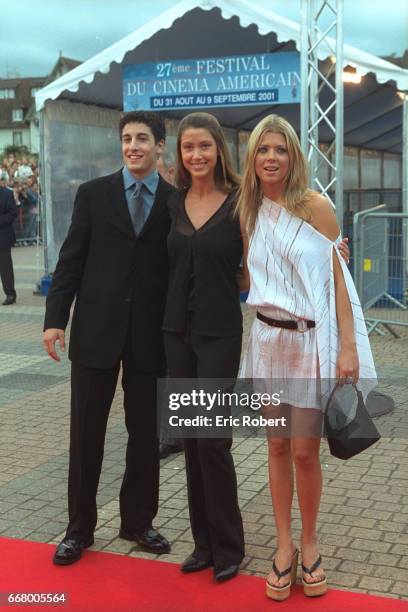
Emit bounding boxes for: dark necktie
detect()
[129,181,145,236]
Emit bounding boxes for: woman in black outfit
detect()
[163,112,249,582]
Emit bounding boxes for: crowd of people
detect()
[0,155,40,245]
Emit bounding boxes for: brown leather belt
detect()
[256,312,315,332]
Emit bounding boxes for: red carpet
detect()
[0,537,406,611]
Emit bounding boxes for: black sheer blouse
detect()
[163,189,243,336]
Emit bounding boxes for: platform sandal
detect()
[301,554,327,597]
[266,548,298,601]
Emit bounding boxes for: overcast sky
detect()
[1,0,407,78]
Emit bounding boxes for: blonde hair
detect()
[175,112,240,192]
[236,114,313,235]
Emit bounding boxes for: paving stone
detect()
[164,518,190,531]
[374,501,406,513]
[384,532,408,544]
[316,511,341,524]
[321,534,353,547]
[94,526,119,541]
[92,538,113,552]
[359,576,394,592]
[26,531,55,543]
[348,527,387,541]
[345,498,374,509]
[341,516,377,529]
[319,544,337,557]
[1,508,33,521]
[320,523,350,536]
[244,544,273,560]
[326,570,360,587]
[336,548,370,563]
[339,560,376,575]
[391,544,408,556]
[361,508,393,521]
[0,518,14,531]
[242,557,272,574]
[372,566,408,582]
[351,539,392,553]
[0,373,68,391]
[1,526,35,538]
[391,582,408,597]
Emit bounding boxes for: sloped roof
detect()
[383,50,408,70]
[46,56,82,84]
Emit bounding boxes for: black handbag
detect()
[324,383,380,460]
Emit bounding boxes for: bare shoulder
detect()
[308,193,340,241]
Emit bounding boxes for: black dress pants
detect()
[0,247,15,297]
[164,327,245,570]
[66,340,162,540]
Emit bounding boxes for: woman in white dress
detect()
[237,115,376,600]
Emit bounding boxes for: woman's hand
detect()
[338,237,350,264]
[336,345,359,385]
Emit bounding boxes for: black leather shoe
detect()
[53,536,94,566]
[214,564,240,582]
[119,527,170,554]
[181,553,213,573]
[2,295,16,306]
[159,442,183,460]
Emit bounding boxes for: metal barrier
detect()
[354,210,408,335]
[13,205,41,246]
[328,188,402,277]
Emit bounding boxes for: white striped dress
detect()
[240,197,377,410]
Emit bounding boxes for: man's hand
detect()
[43,328,66,362]
[338,237,350,264]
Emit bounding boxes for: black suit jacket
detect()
[44,170,174,371]
[0,187,17,249]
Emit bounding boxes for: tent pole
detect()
[300,0,309,157]
[335,0,344,232]
[300,0,344,230]
[39,109,48,277]
[403,93,408,295]
[403,94,408,216]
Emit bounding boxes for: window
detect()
[12,109,24,122]
[31,87,40,98]
[0,88,15,99]
[13,131,23,146]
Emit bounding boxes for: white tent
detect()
[34,0,408,272]
[36,0,408,111]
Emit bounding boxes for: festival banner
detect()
[123,51,300,111]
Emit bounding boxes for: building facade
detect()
[0,56,81,154]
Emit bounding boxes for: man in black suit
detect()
[0,186,17,306]
[43,111,174,565]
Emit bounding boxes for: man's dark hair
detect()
[119,111,166,143]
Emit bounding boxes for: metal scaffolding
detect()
[403,94,408,216]
[300,0,344,229]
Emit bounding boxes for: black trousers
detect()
[66,339,162,540]
[0,247,15,297]
[164,327,245,569]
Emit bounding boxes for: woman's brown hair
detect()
[175,112,240,192]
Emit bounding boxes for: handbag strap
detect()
[325,382,363,413]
